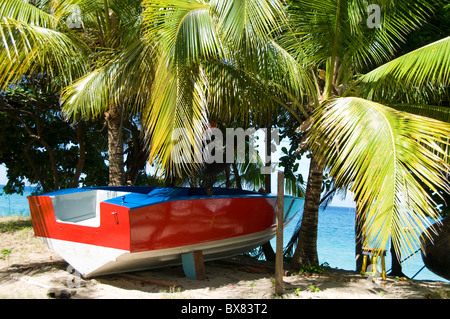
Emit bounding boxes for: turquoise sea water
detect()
[0,186,35,217]
[1,186,448,283]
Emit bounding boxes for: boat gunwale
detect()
[27,186,300,211]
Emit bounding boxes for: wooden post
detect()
[275,171,284,296]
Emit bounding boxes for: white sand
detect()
[1,217,449,299]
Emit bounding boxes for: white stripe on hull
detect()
[38,228,276,277]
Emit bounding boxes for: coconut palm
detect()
[140,0,313,178]
[141,0,450,270]
[1,0,154,186]
[60,0,155,186]
[283,0,450,267]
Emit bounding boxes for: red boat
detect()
[28,186,302,277]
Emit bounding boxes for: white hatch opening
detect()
[51,190,129,227]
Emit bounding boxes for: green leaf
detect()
[360,37,450,93]
[0,18,86,89]
[309,97,450,259]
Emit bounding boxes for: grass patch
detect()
[0,217,33,233]
[291,262,331,275]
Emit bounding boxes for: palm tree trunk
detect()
[261,119,276,261]
[124,118,150,185]
[389,239,406,277]
[105,106,125,186]
[291,153,324,268]
[355,204,365,271]
[264,117,272,193]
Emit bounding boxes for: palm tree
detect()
[140,0,311,263]
[140,0,315,181]
[141,0,450,271]
[1,0,154,186]
[60,0,154,186]
[283,0,450,268]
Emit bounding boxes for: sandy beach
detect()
[1,216,449,300]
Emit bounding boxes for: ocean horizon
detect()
[1,185,448,283]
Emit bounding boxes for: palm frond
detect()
[61,38,155,120]
[0,0,55,27]
[211,0,284,53]
[360,37,450,92]
[203,39,313,127]
[61,65,114,119]
[142,62,209,177]
[141,0,292,177]
[284,0,435,72]
[388,103,450,123]
[142,1,221,176]
[0,17,86,89]
[143,0,224,65]
[309,97,450,258]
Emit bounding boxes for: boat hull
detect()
[38,229,275,277]
[28,186,302,277]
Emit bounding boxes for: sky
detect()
[0,164,7,185]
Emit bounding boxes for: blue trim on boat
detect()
[32,186,158,196]
[104,192,275,210]
[29,186,284,210]
[32,186,263,197]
